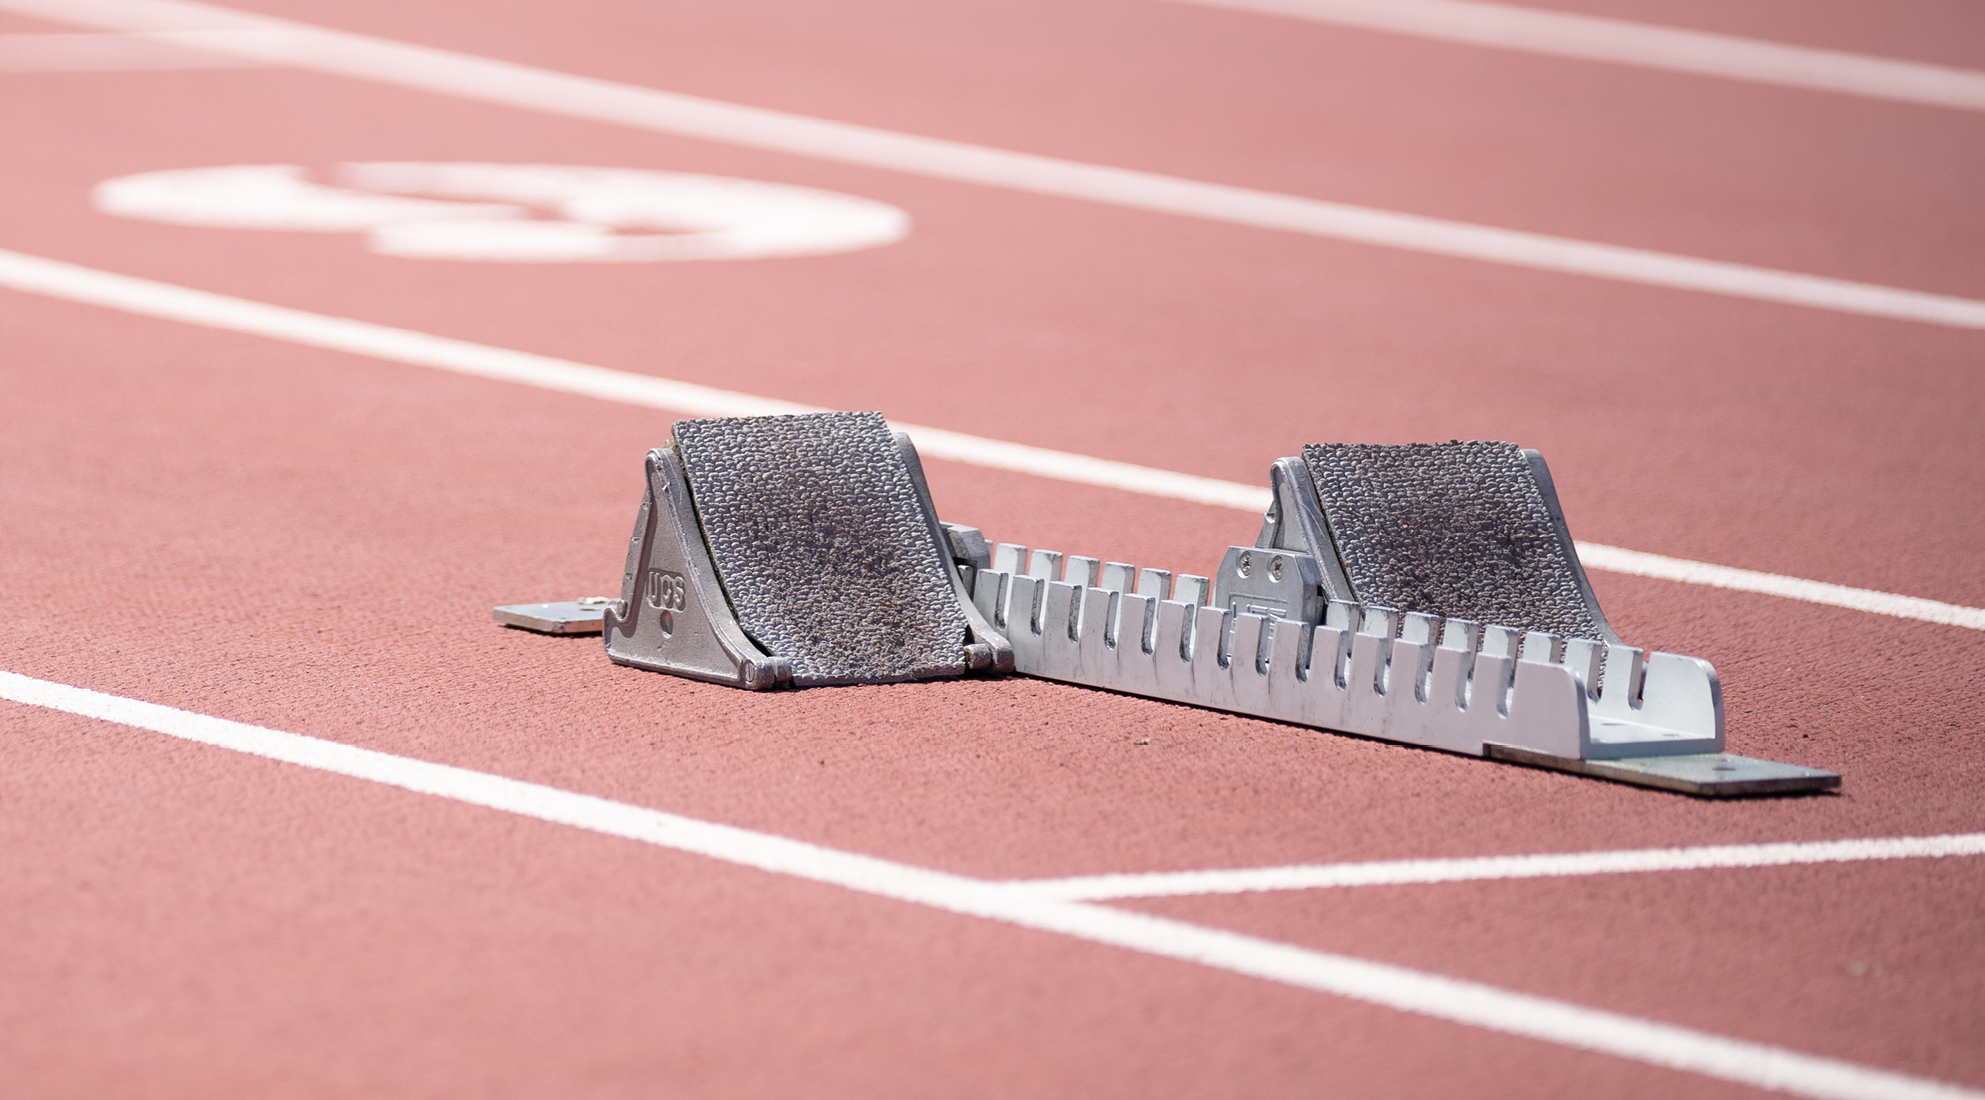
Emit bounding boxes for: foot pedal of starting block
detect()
[963,440,1838,797]
[1262,442,1615,641]
[600,412,1010,689]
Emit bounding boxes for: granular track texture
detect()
[1302,442,1607,639]
[674,412,969,685]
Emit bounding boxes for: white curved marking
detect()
[94,164,526,232]
[14,0,1985,327]
[92,163,910,262]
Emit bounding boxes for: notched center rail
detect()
[966,546,1830,795]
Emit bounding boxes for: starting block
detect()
[496,416,1836,796]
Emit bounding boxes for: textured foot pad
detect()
[673,412,970,686]
[1302,441,1608,639]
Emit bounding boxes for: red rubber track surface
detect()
[2,0,1982,1096]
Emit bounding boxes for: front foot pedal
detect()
[602,411,1010,689]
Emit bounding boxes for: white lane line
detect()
[4,245,1982,633]
[0,246,1264,512]
[6,0,1985,332]
[5,669,1979,1100]
[1009,835,1985,901]
[1573,545,1985,632]
[1159,0,1985,113]
[0,30,266,71]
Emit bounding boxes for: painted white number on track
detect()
[92,163,911,262]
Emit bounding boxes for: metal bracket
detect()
[1213,545,1327,629]
[1484,745,1841,797]
[1521,448,1623,645]
[896,434,1013,675]
[493,597,611,635]
[1254,457,1355,602]
[603,444,793,690]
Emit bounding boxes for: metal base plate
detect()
[1486,744,1841,797]
[493,599,611,635]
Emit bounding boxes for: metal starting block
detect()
[495,417,1836,796]
[598,411,1009,689]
